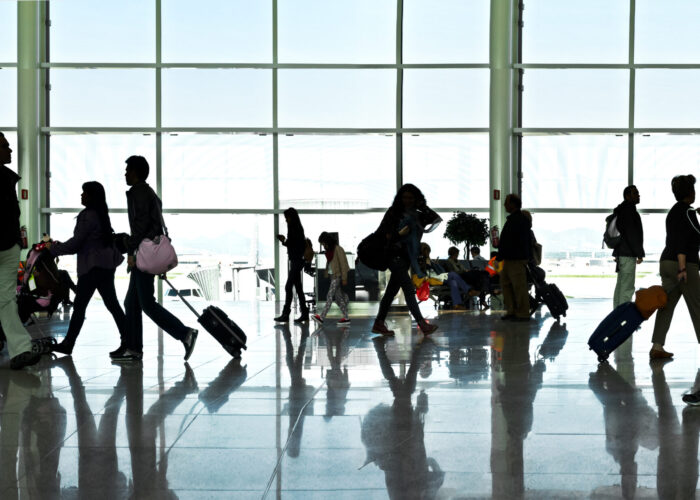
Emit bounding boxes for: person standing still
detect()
[0,132,41,369]
[613,186,645,308]
[497,194,532,322]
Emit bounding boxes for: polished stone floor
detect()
[2,297,700,499]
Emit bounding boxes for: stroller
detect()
[0,242,75,354]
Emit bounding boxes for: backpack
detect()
[303,238,314,263]
[357,232,390,271]
[603,212,621,249]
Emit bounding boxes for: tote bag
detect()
[136,204,178,275]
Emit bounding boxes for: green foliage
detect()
[443,212,489,258]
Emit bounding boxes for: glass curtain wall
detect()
[518,0,699,298]
[0,0,17,170]
[41,0,490,301]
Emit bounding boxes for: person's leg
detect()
[0,245,33,358]
[396,266,425,323]
[448,272,470,306]
[320,277,339,319]
[133,269,189,342]
[282,260,295,315]
[95,268,127,346]
[59,269,100,350]
[376,264,403,322]
[123,269,143,352]
[680,263,700,343]
[511,260,530,319]
[500,261,515,316]
[613,257,637,309]
[336,284,350,318]
[652,261,682,348]
[291,260,308,315]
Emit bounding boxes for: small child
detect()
[312,232,351,326]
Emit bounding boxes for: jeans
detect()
[613,256,637,309]
[124,267,188,352]
[0,245,33,357]
[63,267,126,348]
[376,255,424,323]
[283,258,308,315]
[447,271,471,305]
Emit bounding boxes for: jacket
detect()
[126,182,164,256]
[50,209,124,277]
[325,245,349,282]
[497,210,532,261]
[0,165,22,251]
[660,201,700,264]
[376,207,410,259]
[283,226,306,261]
[614,200,645,258]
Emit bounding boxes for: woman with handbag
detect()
[372,184,438,336]
[113,156,198,363]
[46,182,126,355]
[275,207,310,324]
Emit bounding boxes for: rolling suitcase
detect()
[163,278,247,359]
[588,302,644,362]
[539,283,568,321]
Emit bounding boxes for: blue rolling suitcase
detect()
[588,302,644,362]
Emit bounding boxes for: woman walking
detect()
[47,182,126,355]
[275,208,309,324]
[650,174,700,360]
[312,232,350,326]
[372,184,438,336]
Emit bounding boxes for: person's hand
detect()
[398,226,410,236]
[277,234,286,243]
[637,257,643,264]
[127,255,135,268]
[342,279,347,286]
[678,268,687,282]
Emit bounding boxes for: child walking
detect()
[313,232,350,326]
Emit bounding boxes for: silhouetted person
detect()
[0,131,41,369]
[613,185,645,308]
[114,155,198,363]
[497,194,532,322]
[198,358,248,414]
[313,231,350,326]
[275,208,310,324]
[47,181,126,355]
[323,329,350,419]
[282,323,314,458]
[372,184,438,336]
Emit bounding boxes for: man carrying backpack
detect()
[612,185,645,308]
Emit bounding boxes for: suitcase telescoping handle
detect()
[161,276,201,319]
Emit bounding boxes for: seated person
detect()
[469,247,488,271]
[444,247,491,309]
[419,244,476,310]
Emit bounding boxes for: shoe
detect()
[111,349,143,362]
[294,314,309,324]
[312,314,324,326]
[274,315,290,324]
[51,341,74,355]
[650,348,673,360]
[419,321,439,335]
[453,304,467,311]
[183,328,198,361]
[501,315,515,321]
[683,391,700,406]
[337,318,351,326]
[372,321,395,336]
[109,345,127,359]
[10,351,42,370]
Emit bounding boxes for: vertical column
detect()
[17,1,41,242]
[273,0,281,303]
[489,0,514,232]
[395,0,404,190]
[628,0,636,186]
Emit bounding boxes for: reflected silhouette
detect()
[323,329,350,419]
[490,328,543,500]
[198,358,248,414]
[444,314,490,385]
[536,320,568,363]
[361,337,444,500]
[281,323,314,458]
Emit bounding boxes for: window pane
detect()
[636,0,700,63]
[522,135,627,209]
[50,0,155,62]
[403,134,489,208]
[278,0,395,63]
[523,0,629,63]
[162,69,272,127]
[0,1,17,62]
[422,211,490,259]
[278,70,395,128]
[0,68,16,126]
[162,134,273,209]
[162,0,271,63]
[50,134,156,209]
[278,135,396,209]
[51,70,155,127]
[635,135,700,209]
[403,69,489,128]
[403,0,489,63]
[635,70,700,128]
[522,70,628,128]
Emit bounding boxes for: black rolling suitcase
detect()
[539,283,568,321]
[163,278,247,359]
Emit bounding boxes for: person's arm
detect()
[49,212,94,257]
[634,211,645,261]
[378,209,400,242]
[432,260,446,274]
[678,253,687,282]
[127,193,155,255]
[337,246,349,284]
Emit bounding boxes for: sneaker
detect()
[10,351,42,370]
[274,315,290,324]
[683,391,700,406]
[337,318,351,326]
[294,314,309,324]
[418,321,439,335]
[111,349,143,363]
[371,321,394,336]
[109,345,127,359]
[183,328,198,361]
[312,314,324,326]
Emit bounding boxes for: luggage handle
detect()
[161,276,201,319]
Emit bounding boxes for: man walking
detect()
[613,185,644,308]
[497,194,532,322]
[0,132,41,369]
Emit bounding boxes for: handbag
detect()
[357,231,390,271]
[136,205,178,275]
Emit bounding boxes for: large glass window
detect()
[635,0,700,64]
[635,70,700,128]
[0,1,17,62]
[0,69,17,126]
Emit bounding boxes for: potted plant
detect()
[443,212,489,266]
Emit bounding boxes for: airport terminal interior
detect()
[3,0,700,498]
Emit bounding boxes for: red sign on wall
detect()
[21,189,28,200]
[493,189,500,201]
